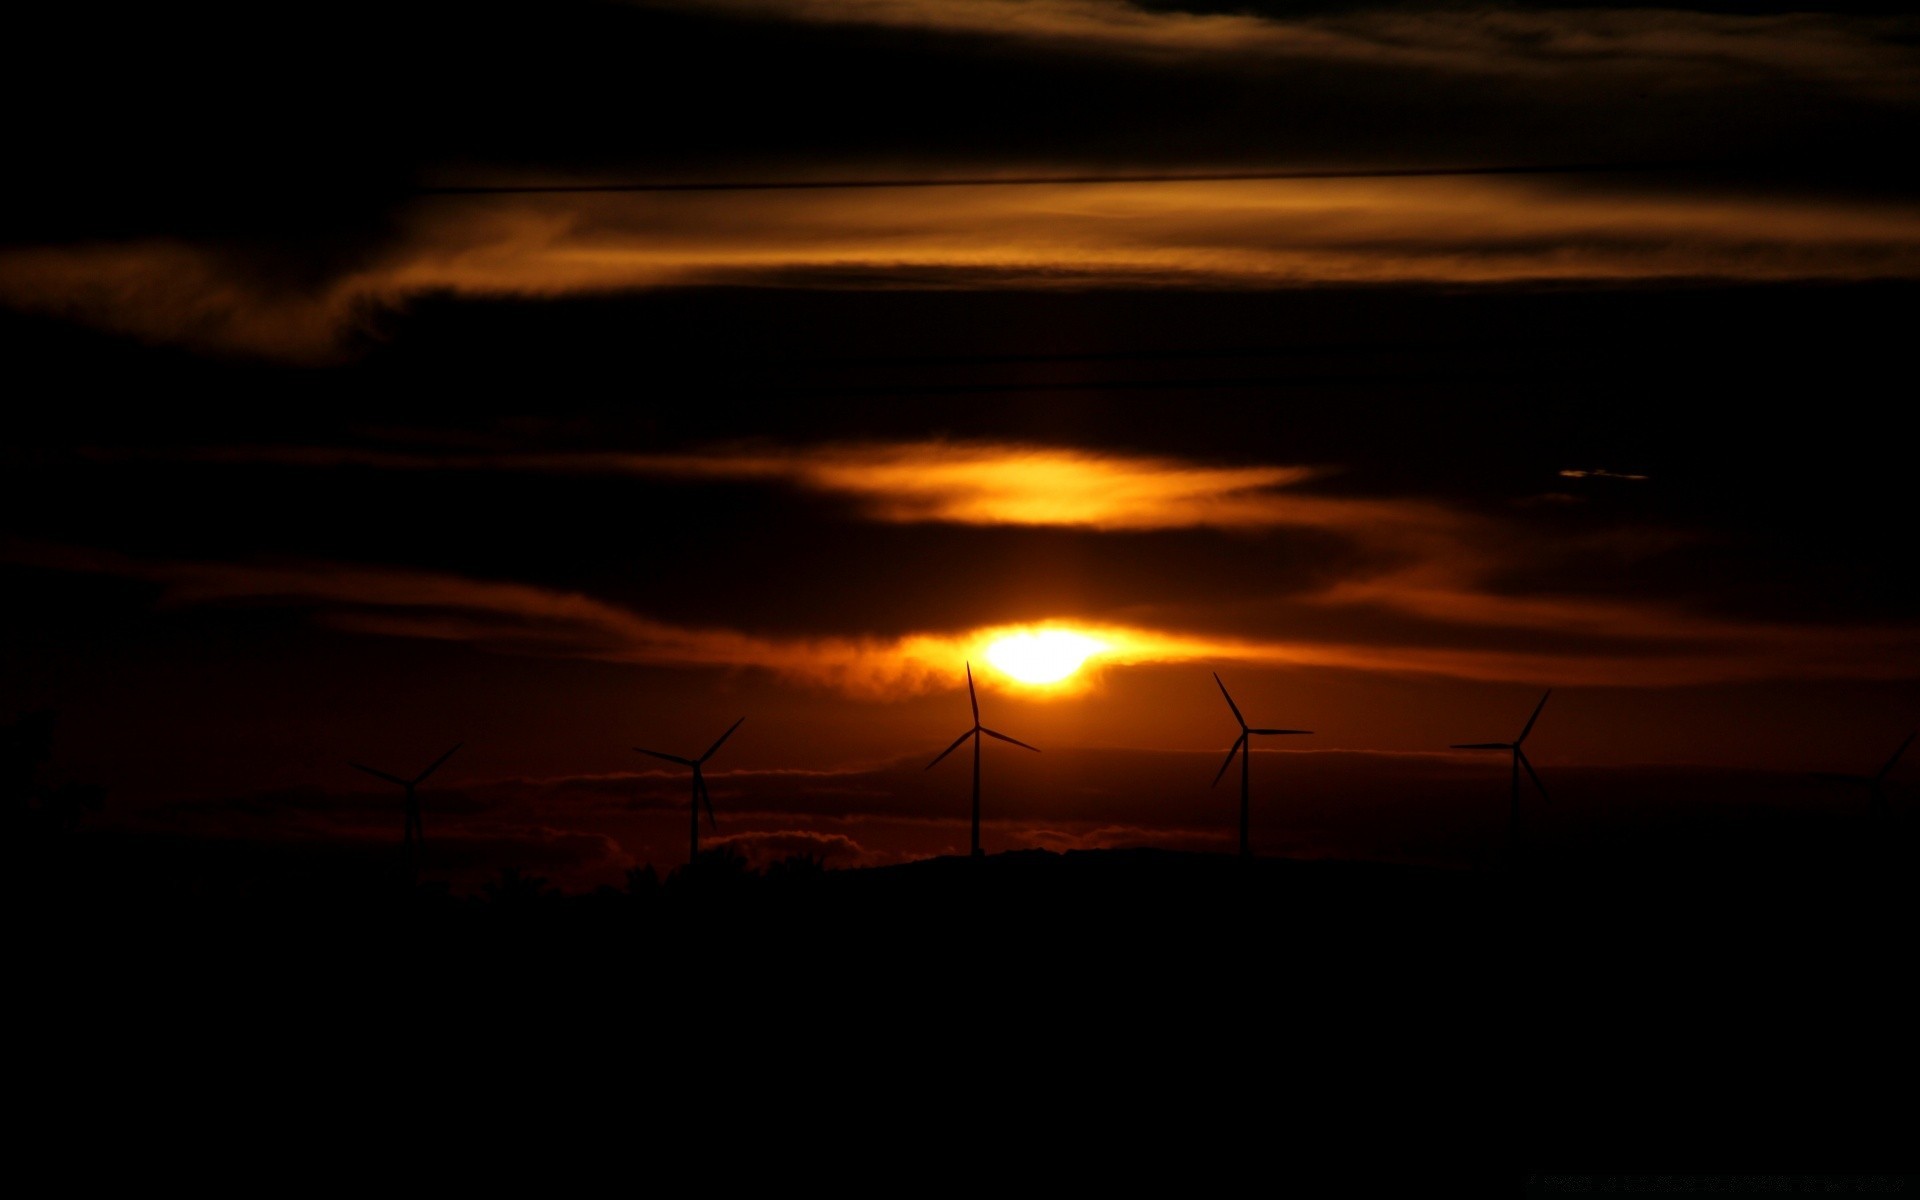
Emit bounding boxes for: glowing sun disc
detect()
[985,630,1104,685]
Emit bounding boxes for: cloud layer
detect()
[11,177,1920,358]
[7,0,1920,357]
[14,437,1920,691]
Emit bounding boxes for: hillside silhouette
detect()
[13,827,1912,1176]
[8,709,1912,1176]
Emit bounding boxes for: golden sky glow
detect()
[24,433,1920,697]
[984,629,1107,686]
[10,536,1920,697]
[624,443,1332,530]
[9,0,1920,889]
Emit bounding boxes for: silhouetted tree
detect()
[670,844,753,892]
[765,852,827,887]
[625,864,661,898]
[481,866,555,909]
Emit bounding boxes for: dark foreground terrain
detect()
[11,838,1913,1187]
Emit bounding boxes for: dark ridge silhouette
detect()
[636,717,745,865]
[1813,730,1915,819]
[1209,673,1312,857]
[348,741,462,860]
[1452,690,1553,855]
[14,815,1915,1173]
[926,662,1038,857]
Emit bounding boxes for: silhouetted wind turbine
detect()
[1211,673,1312,858]
[350,742,462,853]
[1452,690,1552,850]
[927,663,1038,857]
[1813,730,1914,817]
[636,717,745,866]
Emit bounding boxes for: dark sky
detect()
[3,0,1916,888]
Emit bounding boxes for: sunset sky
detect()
[4,0,1916,888]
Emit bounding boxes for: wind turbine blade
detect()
[980,727,1039,753]
[1249,729,1313,736]
[1213,673,1246,729]
[413,741,464,784]
[967,662,980,724]
[1876,731,1916,782]
[635,748,695,767]
[699,716,746,764]
[350,763,408,787]
[1211,734,1246,787]
[1451,743,1512,751]
[1518,749,1549,801]
[1516,689,1553,744]
[926,729,974,770]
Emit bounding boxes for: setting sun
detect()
[984,629,1107,685]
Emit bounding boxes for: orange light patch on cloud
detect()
[626,443,1332,530]
[87,440,1424,534]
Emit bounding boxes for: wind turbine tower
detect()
[1814,730,1915,818]
[1451,690,1553,851]
[637,717,745,865]
[927,663,1038,857]
[1210,673,1312,857]
[350,742,463,853]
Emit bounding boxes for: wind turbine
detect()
[349,742,463,852]
[927,662,1038,857]
[1211,673,1312,858]
[636,717,745,866]
[1452,690,1552,850]
[1813,730,1915,817]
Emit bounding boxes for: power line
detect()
[417,161,1682,196]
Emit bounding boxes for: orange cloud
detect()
[83,440,1462,535]
[638,443,1327,529]
[8,534,1919,693]
[30,434,1920,691]
[11,173,1920,359]
[666,1,1920,100]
